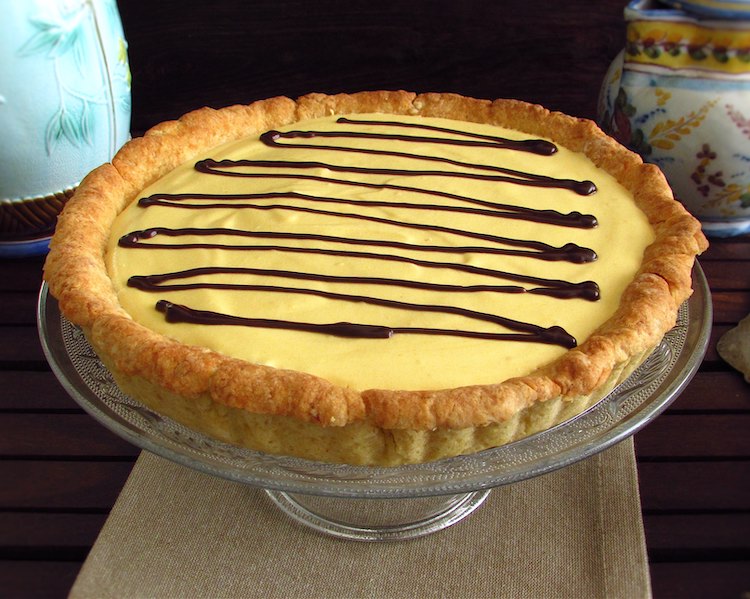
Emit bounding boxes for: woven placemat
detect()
[70,438,651,599]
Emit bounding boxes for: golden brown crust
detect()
[44,91,706,460]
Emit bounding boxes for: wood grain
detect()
[118,0,625,130]
[1,1,748,596]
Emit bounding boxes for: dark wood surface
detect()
[1,1,749,597]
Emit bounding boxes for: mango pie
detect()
[44,91,707,465]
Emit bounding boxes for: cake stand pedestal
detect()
[266,489,491,541]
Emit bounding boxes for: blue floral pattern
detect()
[17,0,131,155]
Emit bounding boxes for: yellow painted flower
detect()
[655,88,672,106]
[118,37,128,64]
[118,38,132,88]
[690,33,712,47]
[643,28,667,44]
[713,36,735,50]
[665,31,683,44]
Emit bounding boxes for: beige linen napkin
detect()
[70,438,651,599]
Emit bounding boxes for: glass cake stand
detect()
[37,265,712,541]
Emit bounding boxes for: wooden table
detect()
[1,1,748,596]
[1,238,748,598]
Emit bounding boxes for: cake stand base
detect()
[265,489,492,541]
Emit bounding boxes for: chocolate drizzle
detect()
[120,116,604,348]
[335,117,560,156]
[121,226,597,264]
[139,188,598,229]
[195,158,597,196]
[155,299,576,348]
[127,264,599,302]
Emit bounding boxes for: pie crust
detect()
[43,91,707,465]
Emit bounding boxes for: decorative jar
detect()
[0,0,131,256]
[599,0,750,237]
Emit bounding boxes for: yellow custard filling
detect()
[106,114,655,392]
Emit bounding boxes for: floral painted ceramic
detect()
[599,0,750,237]
[0,0,131,256]
[662,0,750,19]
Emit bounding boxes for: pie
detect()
[43,91,707,465]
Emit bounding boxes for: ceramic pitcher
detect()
[0,0,131,256]
[598,0,750,237]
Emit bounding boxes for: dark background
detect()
[118,0,626,133]
[5,2,749,597]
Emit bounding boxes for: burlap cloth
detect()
[69,438,651,599]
